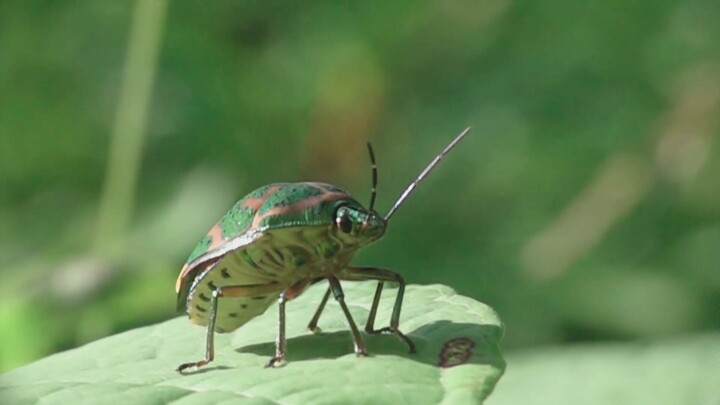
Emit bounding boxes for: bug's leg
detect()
[176,288,221,373]
[327,276,368,356]
[266,291,287,367]
[365,281,384,334]
[338,267,416,353]
[176,282,283,373]
[307,286,332,333]
[264,279,315,367]
[279,278,327,333]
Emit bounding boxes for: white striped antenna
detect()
[385,127,471,221]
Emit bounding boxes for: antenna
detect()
[366,142,378,211]
[385,127,471,221]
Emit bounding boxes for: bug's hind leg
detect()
[338,267,416,353]
[177,282,283,374]
[177,289,221,373]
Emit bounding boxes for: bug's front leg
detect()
[338,267,416,353]
[177,282,282,374]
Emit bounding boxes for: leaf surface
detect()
[0,282,505,404]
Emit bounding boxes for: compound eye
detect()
[336,212,353,233]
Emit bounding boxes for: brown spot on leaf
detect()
[439,337,475,368]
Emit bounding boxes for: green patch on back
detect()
[186,235,212,264]
[258,184,325,215]
[220,205,255,238]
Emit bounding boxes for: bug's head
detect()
[333,204,386,246]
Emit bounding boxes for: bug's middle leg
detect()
[306,286,331,333]
[327,276,368,356]
[263,277,329,366]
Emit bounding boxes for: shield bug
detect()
[176,127,471,372]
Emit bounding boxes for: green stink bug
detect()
[176,127,471,372]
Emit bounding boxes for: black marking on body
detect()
[240,250,261,270]
[195,304,207,313]
[240,248,281,277]
[265,249,282,267]
[312,240,339,259]
[287,246,310,266]
[241,304,248,309]
[208,281,217,291]
[229,312,239,318]
[220,268,231,278]
[275,249,285,262]
[252,295,267,300]
[199,293,210,302]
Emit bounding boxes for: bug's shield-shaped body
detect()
[175,182,384,333]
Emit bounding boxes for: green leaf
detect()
[489,334,719,405]
[0,282,505,404]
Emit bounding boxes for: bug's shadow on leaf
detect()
[237,331,384,362]
[237,321,504,369]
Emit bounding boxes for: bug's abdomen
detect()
[186,260,279,333]
[184,226,358,333]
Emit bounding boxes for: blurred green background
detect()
[1,0,718,374]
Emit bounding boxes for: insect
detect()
[175,127,471,373]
